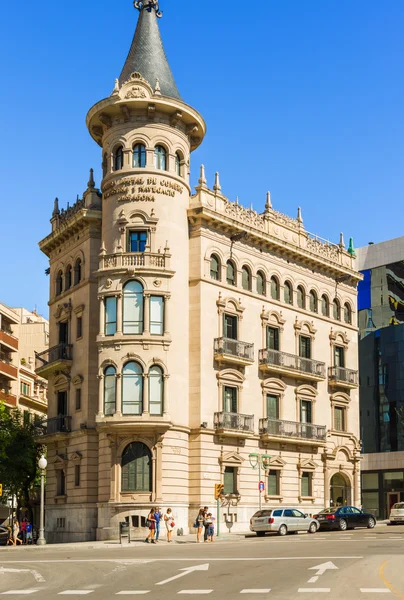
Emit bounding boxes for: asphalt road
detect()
[1,526,404,599]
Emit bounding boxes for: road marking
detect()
[379,560,404,599]
[0,567,45,583]
[360,590,391,594]
[58,593,94,596]
[116,594,150,596]
[308,577,319,583]
[0,556,363,564]
[1,593,40,596]
[298,589,330,593]
[309,562,338,576]
[177,592,213,596]
[156,564,209,586]
[240,590,271,594]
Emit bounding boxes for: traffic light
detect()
[214,483,224,499]
[0,484,2,497]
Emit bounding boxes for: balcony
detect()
[0,357,18,380]
[214,411,254,439]
[36,416,72,436]
[328,366,358,389]
[0,329,18,352]
[259,417,327,447]
[99,252,171,272]
[214,337,254,366]
[35,344,73,378]
[0,390,17,406]
[258,349,326,382]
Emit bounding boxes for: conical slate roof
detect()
[119,3,181,100]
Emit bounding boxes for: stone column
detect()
[353,460,361,506]
[144,294,150,335]
[143,373,149,415]
[164,295,170,335]
[155,441,163,504]
[97,375,104,416]
[116,374,122,416]
[323,460,330,507]
[163,374,169,417]
[116,294,122,335]
[99,297,105,336]
[109,439,117,502]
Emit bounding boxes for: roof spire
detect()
[52,197,60,217]
[87,168,95,189]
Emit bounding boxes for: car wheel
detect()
[256,531,265,537]
[308,522,317,534]
[278,524,287,536]
[367,518,376,529]
[339,519,347,531]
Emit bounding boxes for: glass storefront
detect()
[361,469,404,519]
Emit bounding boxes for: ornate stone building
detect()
[37,1,362,542]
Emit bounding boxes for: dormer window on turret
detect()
[154,146,167,170]
[128,231,147,253]
[114,146,124,171]
[133,144,146,168]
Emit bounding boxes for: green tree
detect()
[0,403,44,521]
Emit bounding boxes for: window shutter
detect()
[224,467,236,494]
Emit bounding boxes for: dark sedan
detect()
[314,506,376,531]
[0,525,10,546]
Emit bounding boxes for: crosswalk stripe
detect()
[240,590,271,594]
[58,593,94,596]
[298,589,330,593]
[1,592,40,596]
[360,590,391,594]
[177,592,213,596]
[116,594,150,596]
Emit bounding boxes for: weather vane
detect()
[134,1,162,17]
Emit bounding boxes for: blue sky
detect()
[0,0,403,317]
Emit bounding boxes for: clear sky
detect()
[0,0,403,317]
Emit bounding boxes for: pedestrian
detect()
[20,517,27,544]
[206,513,215,542]
[203,506,209,542]
[154,507,162,542]
[26,521,33,545]
[13,520,22,545]
[144,507,157,544]
[195,508,205,543]
[164,508,175,543]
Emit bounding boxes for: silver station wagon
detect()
[250,508,319,536]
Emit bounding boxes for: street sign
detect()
[259,480,265,491]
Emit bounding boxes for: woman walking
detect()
[145,507,157,544]
[195,508,205,543]
[164,508,175,543]
[13,520,22,545]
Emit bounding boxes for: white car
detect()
[250,508,319,536]
[389,502,404,524]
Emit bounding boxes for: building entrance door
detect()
[387,492,400,517]
[330,473,351,507]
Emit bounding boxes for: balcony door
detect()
[224,386,238,413]
[266,394,279,420]
[300,400,312,423]
[334,346,345,368]
[59,321,69,345]
[224,314,238,340]
[57,391,68,416]
[267,327,280,351]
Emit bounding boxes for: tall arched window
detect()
[65,265,72,291]
[309,290,318,313]
[133,143,146,168]
[271,276,280,300]
[257,271,266,295]
[154,145,167,170]
[175,152,181,176]
[121,442,151,492]
[104,366,116,416]
[284,281,293,305]
[123,281,144,334]
[297,286,305,309]
[242,266,251,291]
[210,255,220,281]
[56,271,63,296]
[344,303,352,324]
[114,146,124,171]
[226,261,236,286]
[333,298,341,321]
[122,361,143,415]
[321,295,329,317]
[74,258,82,285]
[149,365,164,415]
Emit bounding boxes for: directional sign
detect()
[259,480,265,491]
[156,564,209,586]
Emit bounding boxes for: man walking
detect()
[154,507,162,542]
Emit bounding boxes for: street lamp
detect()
[37,455,47,546]
[249,453,271,511]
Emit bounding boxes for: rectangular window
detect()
[299,336,311,359]
[21,382,30,396]
[57,391,68,416]
[150,296,164,335]
[128,230,147,253]
[334,346,345,368]
[362,473,379,490]
[223,466,237,494]
[75,389,82,411]
[23,410,31,427]
[266,394,279,419]
[267,327,280,351]
[223,386,238,413]
[76,316,83,339]
[301,472,312,497]
[334,406,346,431]
[300,400,312,423]
[105,297,117,336]
[74,465,81,487]
[224,314,238,340]
[56,470,66,496]
[268,470,279,495]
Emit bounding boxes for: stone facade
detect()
[37,3,362,542]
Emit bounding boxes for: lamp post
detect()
[37,455,47,546]
[249,453,271,511]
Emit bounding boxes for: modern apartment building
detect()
[36,1,362,542]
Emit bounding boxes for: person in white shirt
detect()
[164,508,175,543]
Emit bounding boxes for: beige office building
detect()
[37,2,362,542]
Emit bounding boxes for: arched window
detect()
[121,442,151,492]
[226,261,236,286]
[242,266,251,291]
[344,303,352,324]
[56,271,63,296]
[175,152,182,176]
[149,365,164,415]
[284,281,293,305]
[271,276,280,300]
[133,143,146,168]
[104,366,116,416]
[257,271,266,295]
[309,290,318,313]
[321,295,329,317]
[297,286,305,309]
[102,153,108,178]
[154,145,167,170]
[114,146,124,171]
[210,255,220,281]
[65,265,72,291]
[122,361,143,415]
[123,281,144,334]
[333,298,341,321]
[74,259,82,285]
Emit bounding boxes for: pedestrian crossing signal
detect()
[214,483,224,499]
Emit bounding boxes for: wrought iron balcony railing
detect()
[328,366,358,386]
[35,344,73,371]
[259,417,327,442]
[259,348,326,378]
[214,337,254,362]
[37,416,72,435]
[214,411,254,433]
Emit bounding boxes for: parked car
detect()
[0,525,10,546]
[389,502,404,524]
[250,508,319,536]
[314,506,376,530]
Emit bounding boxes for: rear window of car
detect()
[252,510,272,518]
[318,508,337,514]
[393,503,404,509]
